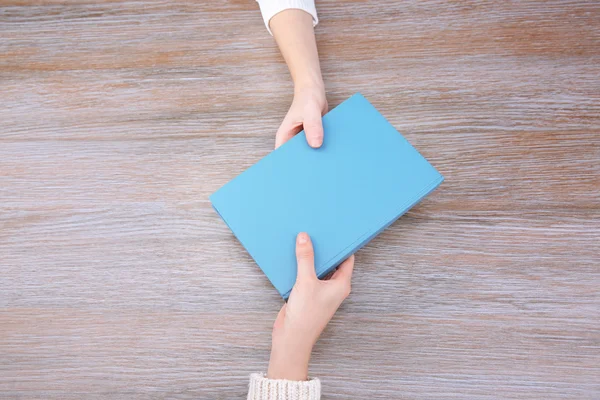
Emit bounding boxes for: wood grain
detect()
[1,0,599,398]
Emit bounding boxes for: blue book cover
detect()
[210,93,443,298]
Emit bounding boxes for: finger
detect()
[331,254,355,285]
[295,232,317,282]
[302,104,324,148]
[275,117,303,149]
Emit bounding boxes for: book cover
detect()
[210,93,443,298]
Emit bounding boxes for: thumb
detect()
[303,105,324,148]
[295,232,317,282]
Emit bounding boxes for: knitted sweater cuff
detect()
[247,373,321,400]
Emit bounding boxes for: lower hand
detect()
[275,86,328,149]
[267,232,354,380]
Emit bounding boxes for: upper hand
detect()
[275,86,328,149]
[267,232,354,380]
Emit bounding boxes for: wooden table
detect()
[1,1,599,398]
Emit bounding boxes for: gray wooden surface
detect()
[1,0,599,398]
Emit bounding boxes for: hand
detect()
[270,9,327,149]
[267,232,354,380]
[275,86,328,149]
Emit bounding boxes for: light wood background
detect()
[1,1,599,399]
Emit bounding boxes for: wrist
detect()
[293,73,324,96]
[267,340,313,380]
[293,80,327,113]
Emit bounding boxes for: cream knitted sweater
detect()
[248,374,321,400]
[248,1,321,399]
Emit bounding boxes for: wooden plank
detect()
[1,0,599,398]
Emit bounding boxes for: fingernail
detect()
[297,232,308,244]
[310,136,323,148]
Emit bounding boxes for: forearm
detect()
[270,9,324,92]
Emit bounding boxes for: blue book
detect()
[210,93,443,298]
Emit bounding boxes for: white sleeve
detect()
[247,373,321,400]
[256,0,319,35]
